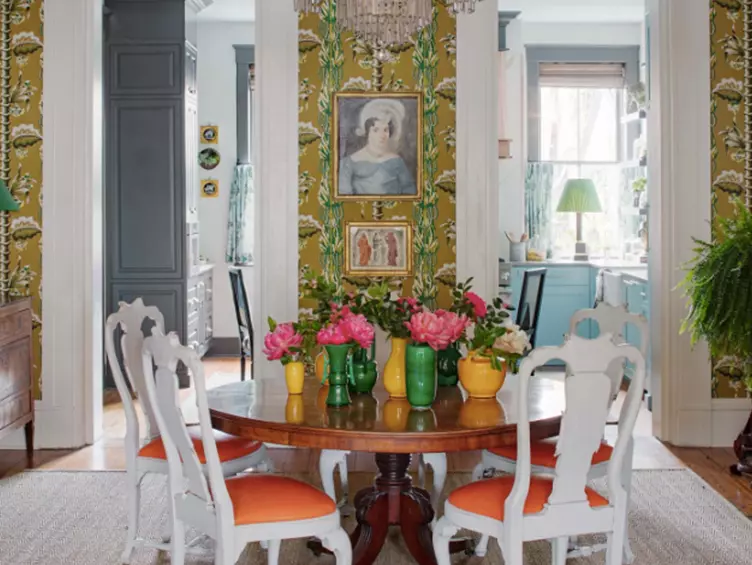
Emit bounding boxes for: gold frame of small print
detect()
[201,179,219,198]
[200,125,219,144]
[344,221,413,277]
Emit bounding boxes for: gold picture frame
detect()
[333,92,423,202]
[344,221,413,277]
[200,125,219,144]
[201,179,219,198]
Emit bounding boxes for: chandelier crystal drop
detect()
[294,1,483,46]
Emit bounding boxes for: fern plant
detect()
[680,198,752,392]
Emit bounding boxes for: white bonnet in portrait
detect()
[356,99,405,145]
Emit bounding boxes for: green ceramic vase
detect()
[325,343,352,407]
[437,344,462,387]
[405,343,437,409]
[349,342,378,394]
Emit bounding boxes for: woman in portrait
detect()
[338,99,417,197]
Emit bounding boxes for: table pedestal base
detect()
[310,452,473,565]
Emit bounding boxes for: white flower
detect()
[494,325,530,356]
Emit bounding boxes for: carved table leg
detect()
[310,452,472,565]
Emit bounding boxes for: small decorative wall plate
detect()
[201,179,219,198]
[199,147,221,170]
[200,125,219,144]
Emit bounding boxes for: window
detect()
[526,47,641,260]
[540,75,624,259]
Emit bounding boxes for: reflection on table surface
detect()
[207,374,565,434]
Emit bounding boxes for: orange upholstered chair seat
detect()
[448,475,609,521]
[138,426,262,463]
[224,474,337,525]
[489,439,613,467]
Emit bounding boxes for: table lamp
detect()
[556,178,602,261]
[0,180,19,303]
[0,180,19,212]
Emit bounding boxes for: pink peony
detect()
[437,311,470,345]
[405,311,448,351]
[330,302,354,323]
[317,324,350,346]
[341,314,375,349]
[465,291,488,319]
[263,323,303,361]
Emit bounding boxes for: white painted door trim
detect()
[252,0,299,380]
[456,0,500,302]
[646,0,712,446]
[0,0,105,449]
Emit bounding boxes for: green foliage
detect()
[680,198,752,391]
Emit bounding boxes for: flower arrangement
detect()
[404,310,470,351]
[464,293,529,372]
[263,320,305,365]
[316,307,376,350]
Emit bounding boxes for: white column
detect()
[647,0,711,444]
[456,0,499,302]
[253,0,299,379]
[10,0,103,449]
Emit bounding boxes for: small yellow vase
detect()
[285,361,305,394]
[459,398,504,429]
[315,351,328,386]
[458,355,506,399]
[384,337,408,398]
[383,398,411,432]
[285,394,305,424]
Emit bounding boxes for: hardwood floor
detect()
[1,357,751,518]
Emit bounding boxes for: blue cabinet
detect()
[510,265,595,351]
[622,275,649,382]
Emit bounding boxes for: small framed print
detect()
[345,221,413,277]
[201,179,219,198]
[200,125,219,144]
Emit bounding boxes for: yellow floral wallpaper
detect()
[1,1,43,398]
[710,0,748,397]
[298,1,456,312]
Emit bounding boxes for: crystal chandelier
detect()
[293,1,484,45]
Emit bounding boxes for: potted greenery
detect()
[681,197,752,474]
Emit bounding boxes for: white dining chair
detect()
[434,334,645,565]
[141,329,352,565]
[105,299,271,563]
[471,302,648,562]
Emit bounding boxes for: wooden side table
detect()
[0,298,34,457]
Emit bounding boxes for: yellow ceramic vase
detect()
[285,361,305,394]
[459,398,503,429]
[384,337,408,398]
[383,398,411,432]
[285,394,305,424]
[458,355,506,399]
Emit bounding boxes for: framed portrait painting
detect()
[345,221,413,277]
[333,92,423,201]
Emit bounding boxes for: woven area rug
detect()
[1,470,750,564]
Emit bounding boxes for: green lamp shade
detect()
[556,178,602,213]
[0,180,18,212]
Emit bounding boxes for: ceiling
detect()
[197,0,644,24]
[500,0,644,23]
[197,0,255,22]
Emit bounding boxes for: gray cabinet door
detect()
[107,98,185,280]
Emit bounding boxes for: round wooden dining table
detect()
[208,375,565,565]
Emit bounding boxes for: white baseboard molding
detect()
[711,398,751,448]
[0,404,88,450]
